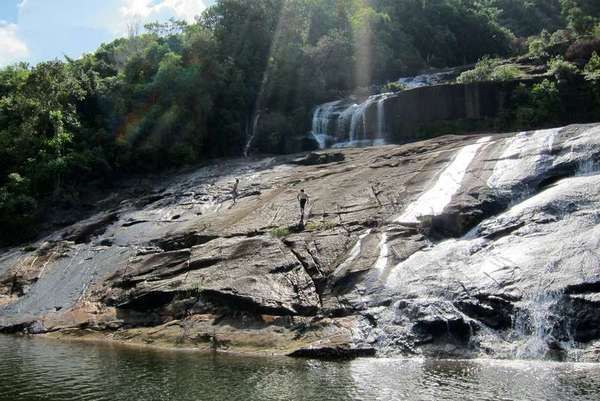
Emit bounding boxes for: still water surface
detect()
[1,335,600,401]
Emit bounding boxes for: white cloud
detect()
[0,22,29,66]
[9,0,209,65]
[120,0,206,25]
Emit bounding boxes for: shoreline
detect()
[36,331,298,359]
[0,331,297,359]
[3,333,600,368]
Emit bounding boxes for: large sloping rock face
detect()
[2,123,600,360]
[102,235,321,316]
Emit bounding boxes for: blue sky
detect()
[0,0,213,66]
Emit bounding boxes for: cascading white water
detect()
[309,70,459,149]
[349,99,370,142]
[349,94,390,142]
[377,97,386,139]
[243,113,261,158]
[336,104,358,142]
[312,93,392,148]
[509,260,571,360]
[311,101,340,149]
[512,288,565,360]
[376,93,393,141]
[397,70,456,89]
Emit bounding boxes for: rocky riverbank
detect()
[2,123,600,361]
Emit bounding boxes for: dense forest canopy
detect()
[1,0,600,244]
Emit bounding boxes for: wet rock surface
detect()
[2,123,600,361]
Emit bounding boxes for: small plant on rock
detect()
[270,226,291,238]
[382,81,407,93]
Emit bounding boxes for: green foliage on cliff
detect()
[527,29,576,60]
[457,57,521,83]
[584,52,600,80]
[508,80,563,128]
[548,56,580,78]
[0,0,599,244]
[560,0,600,34]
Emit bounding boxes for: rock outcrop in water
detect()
[2,123,600,361]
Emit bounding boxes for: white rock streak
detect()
[373,232,389,273]
[333,229,372,276]
[396,137,492,224]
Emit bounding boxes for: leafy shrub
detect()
[457,57,521,83]
[270,226,291,238]
[531,79,561,113]
[491,65,521,81]
[548,56,579,78]
[0,188,38,244]
[550,29,575,45]
[457,57,496,83]
[382,82,407,93]
[515,79,561,127]
[527,29,575,61]
[584,52,600,81]
[527,30,551,60]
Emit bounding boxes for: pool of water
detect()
[1,335,600,401]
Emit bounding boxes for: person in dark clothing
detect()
[232,178,239,204]
[297,189,309,223]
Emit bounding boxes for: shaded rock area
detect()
[2,123,600,361]
[292,152,345,166]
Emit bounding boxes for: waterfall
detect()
[508,257,575,360]
[311,101,340,149]
[512,288,566,360]
[337,104,358,139]
[575,143,600,176]
[376,93,393,141]
[377,97,385,139]
[348,94,391,144]
[307,70,460,149]
[243,112,261,158]
[349,106,362,142]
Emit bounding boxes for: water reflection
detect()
[1,336,600,401]
[348,358,600,401]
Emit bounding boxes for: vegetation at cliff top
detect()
[456,57,522,83]
[1,0,600,244]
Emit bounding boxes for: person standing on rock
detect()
[232,178,240,205]
[297,189,309,224]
